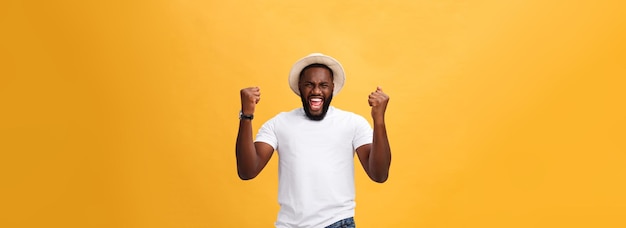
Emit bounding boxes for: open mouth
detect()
[309,97,323,111]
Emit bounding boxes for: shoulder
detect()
[277,107,304,118]
[264,107,304,123]
[331,106,364,117]
[329,107,370,124]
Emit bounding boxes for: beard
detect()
[301,94,333,121]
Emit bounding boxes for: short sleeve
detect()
[255,118,278,150]
[352,114,373,149]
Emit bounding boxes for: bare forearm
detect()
[235,119,259,180]
[366,86,391,183]
[369,119,391,183]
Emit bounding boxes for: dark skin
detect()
[236,66,391,182]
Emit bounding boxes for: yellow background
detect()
[1,0,625,227]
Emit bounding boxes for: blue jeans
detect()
[325,217,355,228]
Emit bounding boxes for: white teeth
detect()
[310,98,322,102]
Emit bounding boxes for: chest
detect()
[273,117,356,158]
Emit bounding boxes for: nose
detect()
[312,86,322,95]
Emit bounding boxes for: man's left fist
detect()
[368,86,389,119]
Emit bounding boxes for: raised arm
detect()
[356,86,392,183]
[235,87,274,180]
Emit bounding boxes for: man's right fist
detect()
[240,87,261,115]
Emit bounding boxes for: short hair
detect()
[299,63,334,81]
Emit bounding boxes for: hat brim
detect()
[288,53,345,96]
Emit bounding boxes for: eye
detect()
[320,84,329,89]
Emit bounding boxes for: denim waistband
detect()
[325,217,355,228]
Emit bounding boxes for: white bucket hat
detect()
[288,53,345,96]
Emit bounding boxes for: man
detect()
[236,53,391,228]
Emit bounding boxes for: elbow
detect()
[368,159,391,183]
[238,174,256,180]
[237,170,259,180]
[239,175,255,181]
[368,171,389,183]
[371,174,389,183]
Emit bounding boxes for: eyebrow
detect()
[302,81,331,84]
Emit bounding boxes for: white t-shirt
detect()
[255,106,373,228]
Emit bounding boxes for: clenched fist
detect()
[240,87,261,115]
[368,86,389,121]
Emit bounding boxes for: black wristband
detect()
[239,111,254,120]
